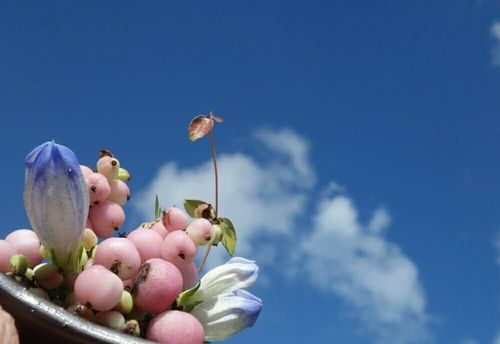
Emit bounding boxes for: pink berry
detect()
[127,229,163,264]
[132,258,182,314]
[150,221,169,239]
[86,172,111,205]
[107,179,130,206]
[185,219,214,246]
[85,218,94,230]
[94,238,141,280]
[0,240,17,273]
[84,258,94,270]
[178,262,198,290]
[122,278,134,289]
[74,265,123,311]
[88,201,125,238]
[161,231,198,266]
[96,156,120,180]
[162,207,189,232]
[80,165,94,178]
[5,229,42,267]
[147,310,204,344]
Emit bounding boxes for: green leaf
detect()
[154,194,161,220]
[220,218,237,256]
[176,281,202,311]
[183,199,207,218]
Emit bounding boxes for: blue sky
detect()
[1,1,500,343]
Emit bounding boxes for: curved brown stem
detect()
[197,127,219,273]
[197,244,212,274]
[209,130,219,217]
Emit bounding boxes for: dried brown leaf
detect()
[188,115,214,141]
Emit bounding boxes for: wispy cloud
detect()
[133,128,431,343]
[298,195,431,343]
[460,340,479,344]
[134,128,313,267]
[491,21,500,66]
[367,207,391,234]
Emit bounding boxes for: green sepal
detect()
[49,244,84,275]
[220,218,237,256]
[183,199,207,218]
[176,281,202,312]
[73,244,85,272]
[49,249,60,268]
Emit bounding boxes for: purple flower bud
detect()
[24,141,89,270]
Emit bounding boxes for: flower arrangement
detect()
[0,113,262,343]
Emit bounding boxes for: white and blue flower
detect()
[188,257,259,303]
[190,289,263,341]
[23,141,89,271]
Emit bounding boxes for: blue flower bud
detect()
[23,141,89,270]
[190,289,263,341]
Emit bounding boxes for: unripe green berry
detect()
[118,167,131,181]
[39,245,50,259]
[79,248,88,268]
[25,268,34,281]
[9,254,28,276]
[82,228,98,251]
[94,311,125,330]
[113,290,133,314]
[211,224,223,245]
[34,263,63,290]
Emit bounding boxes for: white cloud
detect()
[134,128,314,267]
[368,207,391,234]
[254,128,315,187]
[300,195,430,343]
[323,181,347,195]
[134,128,430,343]
[460,339,479,344]
[494,332,500,344]
[491,21,500,66]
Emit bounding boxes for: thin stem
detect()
[197,244,212,274]
[209,129,219,217]
[197,127,219,273]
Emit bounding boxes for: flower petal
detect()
[190,290,263,341]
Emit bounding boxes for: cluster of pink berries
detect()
[81,150,130,239]
[0,150,222,343]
